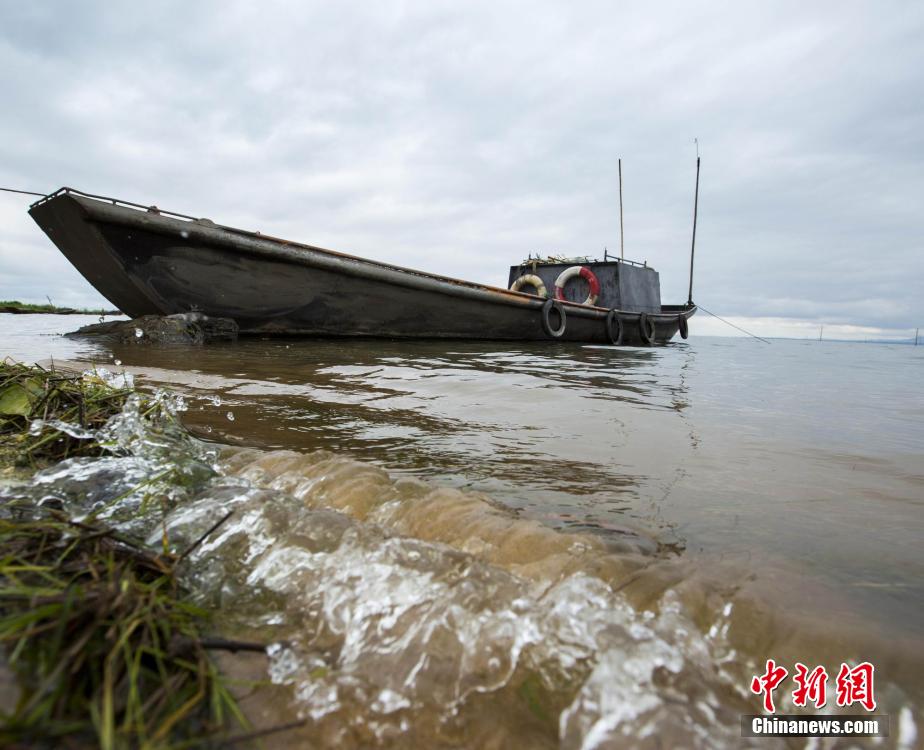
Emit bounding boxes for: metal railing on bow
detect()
[29,187,202,222]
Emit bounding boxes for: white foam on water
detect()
[154,479,748,747]
[83,366,134,390]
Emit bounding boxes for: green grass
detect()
[0,361,253,748]
[0,361,133,469]
[0,300,119,315]
[0,513,248,748]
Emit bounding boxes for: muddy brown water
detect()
[1,313,922,748]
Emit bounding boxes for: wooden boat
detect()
[29,188,695,345]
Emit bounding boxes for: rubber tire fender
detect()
[541,299,566,338]
[678,314,689,339]
[605,309,624,345]
[638,312,656,345]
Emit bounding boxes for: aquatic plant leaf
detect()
[0,383,35,417]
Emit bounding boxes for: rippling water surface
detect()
[1,314,922,748]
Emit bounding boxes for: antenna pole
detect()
[687,155,700,306]
[618,158,625,260]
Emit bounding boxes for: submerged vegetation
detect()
[0,361,251,748]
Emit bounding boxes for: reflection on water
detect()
[150,341,677,517]
[2,314,924,745]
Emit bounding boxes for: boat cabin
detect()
[508,257,661,312]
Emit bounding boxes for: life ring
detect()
[678,314,689,339]
[638,312,656,345]
[554,266,600,306]
[541,299,566,338]
[510,274,548,298]
[605,309,623,345]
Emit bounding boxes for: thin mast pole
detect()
[687,155,700,306]
[618,158,625,260]
[916,328,919,345]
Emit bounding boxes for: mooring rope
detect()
[696,303,772,344]
[0,186,47,197]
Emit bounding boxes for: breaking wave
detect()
[2,384,919,748]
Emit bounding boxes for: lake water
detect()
[2,313,922,748]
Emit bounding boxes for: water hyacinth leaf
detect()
[0,383,36,416]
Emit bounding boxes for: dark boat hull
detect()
[29,190,695,344]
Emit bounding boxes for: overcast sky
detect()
[1,1,921,339]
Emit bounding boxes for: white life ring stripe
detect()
[554,266,600,306]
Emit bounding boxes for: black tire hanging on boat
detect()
[638,312,656,345]
[678,314,689,339]
[541,299,566,338]
[605,309,624,345]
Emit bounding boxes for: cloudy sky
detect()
[1,1,921,339]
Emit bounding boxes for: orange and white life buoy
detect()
[510,274,548,298]
[554,266,600,306]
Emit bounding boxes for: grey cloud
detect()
[1,1,921,332]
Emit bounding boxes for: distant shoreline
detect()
[0,300,121,316]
